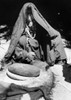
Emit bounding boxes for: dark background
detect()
[0,0,71,40]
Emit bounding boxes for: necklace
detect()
[25,26,36,39]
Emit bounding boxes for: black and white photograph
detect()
[0,0,71,100]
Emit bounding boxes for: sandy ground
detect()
[0,40,71,100]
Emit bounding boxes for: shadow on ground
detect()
[63,64,71,83]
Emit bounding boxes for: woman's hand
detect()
[27,52,35,58]
[26,52,35,62]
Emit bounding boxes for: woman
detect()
[1,2,67,68]
[11,8,45,67]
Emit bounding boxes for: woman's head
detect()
[25,7,36,35]
[28,16,33,27]
[26,7,34,27]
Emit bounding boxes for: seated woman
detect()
[1,6,49,77]
[12,13,45,65]
[1,2,67,76]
